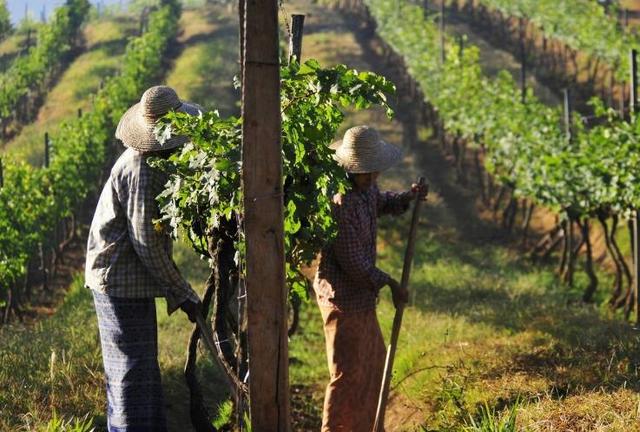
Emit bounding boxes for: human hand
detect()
[180,299,202,323]
[410,182,429,201]
[388,279,409,309]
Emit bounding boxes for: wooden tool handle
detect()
[373,177,426,432]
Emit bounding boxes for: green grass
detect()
[165,6,239,116]
[2,15,138,165]
[0,277,105,430]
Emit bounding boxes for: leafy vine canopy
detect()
[151,59,396,299]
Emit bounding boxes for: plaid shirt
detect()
[314,185,413,313]
[85,148,200,314]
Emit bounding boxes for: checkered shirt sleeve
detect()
[377,190,413,216]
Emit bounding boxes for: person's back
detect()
[85,86,203,431]
[86,149,170,298]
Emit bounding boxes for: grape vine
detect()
[0,0,182,320]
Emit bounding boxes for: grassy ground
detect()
[166,5,240,117]
[1,15,138,165]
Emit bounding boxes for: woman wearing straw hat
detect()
[85,86,203,431]
[314,125,427,431]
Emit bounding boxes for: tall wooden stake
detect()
[519,17,526,103]
[242,0,291,430]
[630,49,640,326]
[440,0,445,64]
[288,14,305,63]
[624,8,630,28]
[44,132,50,168]
[563,88,572,142]
[0,157,3,189]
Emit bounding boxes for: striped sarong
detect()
[92,290,167,432]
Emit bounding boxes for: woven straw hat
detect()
[330,125,402,173]
[115,85,202,152]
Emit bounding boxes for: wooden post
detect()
[0,157,3,189]
[242,0,290,430]
[288,14,305,63]
[563,88,571,142]
[624,9,630,28]
[630,49,640,327]
[440,0,445,64]
[620,80,627,119]
[609,69,615,108]
[78,108,83,118]
[519,17,526,103]
[44,132,50,168]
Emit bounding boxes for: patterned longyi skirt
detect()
[92,290,167,432]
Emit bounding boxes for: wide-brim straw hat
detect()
[330,125,402,173]
[115,85,202,152]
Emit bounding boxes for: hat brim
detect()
[115,101,202,152]
[331,138,402,174]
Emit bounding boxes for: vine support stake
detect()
[630,48,640,326]
[288,14,305,64]
[519,17,526,104]
[439,0,445,64]
[0,157,3,189]
[44,132,50,168]
[241,0,291,429]
[624,8,630,28]
[563,88,572,142]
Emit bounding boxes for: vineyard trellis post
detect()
[241,0,291,429]
[624,9,630,28]
[439,0,445,64]
[44,132,50,168]
[563,88,571,142]
[630,48,640,326]
[288,14,305,63]
[519,17,526,104]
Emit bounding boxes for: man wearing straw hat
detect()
[314,125,427,431]
[85,86,203,431]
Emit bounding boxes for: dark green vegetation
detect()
[154,60,394,296]
[0,0,181,331]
